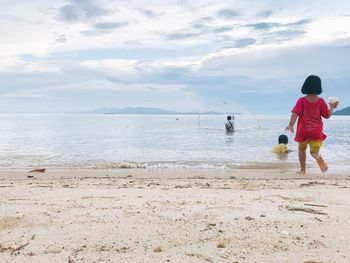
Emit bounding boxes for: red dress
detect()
[292,97,331,143]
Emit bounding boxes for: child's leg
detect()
[298,143,307,174]
[310,141,327,173]
[311,152,328,173]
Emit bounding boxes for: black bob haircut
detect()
[278,134,288,144]
[302,75,322,95]
[227,116,232,120]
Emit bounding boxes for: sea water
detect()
[0,114,349,172]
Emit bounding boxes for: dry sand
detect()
[1,169,350,263]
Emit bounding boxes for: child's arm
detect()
[285,113,298,132]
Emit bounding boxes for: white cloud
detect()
[307,16,350,43]
[0,93,55,100]
[37,79,188,93]
[2,0,349,57]
[0,0,350,113]
[0,57,60,73]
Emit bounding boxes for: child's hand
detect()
[285,125,294,133]
[329,101,339,109]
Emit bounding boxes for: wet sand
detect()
[1,169,350,262]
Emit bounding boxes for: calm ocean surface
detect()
[0,114,349,172]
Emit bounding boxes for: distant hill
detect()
[84,107,237,115]
[86,107,177,115]
[334,106,350,115]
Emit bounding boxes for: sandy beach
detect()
[1,169,350,263]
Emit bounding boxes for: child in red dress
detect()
[286,75,338,174]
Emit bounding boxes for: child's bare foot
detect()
[297,170,306,174]
[316,157,328,173]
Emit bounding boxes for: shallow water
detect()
[0,114,349,171]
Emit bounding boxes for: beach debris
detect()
[304,203,328,208]
[300,181,325,187]
[245,216,254,221]
[175,184,191,189]
[303,261,322,263]
[153,246,162,252]
[11,242,29,255]
[285,206,327,215]
[260,214,266,218]
[207,223,216,227]
[239,182,256,191]
[114,246,129,253]
[0,241,30,255]
[147,182,160,187]
[120,164,132,169]
[201,182,211,188]
[314,217,323,222]
[218,186,232,189]
[217,242,226,248]
[28,168,46,173]
[0,185,15,188]
[27,175,34,178]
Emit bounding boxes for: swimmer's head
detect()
[278,134,288,145]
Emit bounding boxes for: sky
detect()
[0,0,350,114]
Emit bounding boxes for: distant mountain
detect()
[334,106,350,115]
[86,107,177,114]
[83,107,236,115]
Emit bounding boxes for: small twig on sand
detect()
[285,206,327,215]
[300,181,325,187]
[28,168,46,173]
[304,203,328,208]
[10,242,29,255]
[314,217,323,222]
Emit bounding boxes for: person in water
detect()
[272,134,290,154]
[285,75,339,174]
[225,115,234,132]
